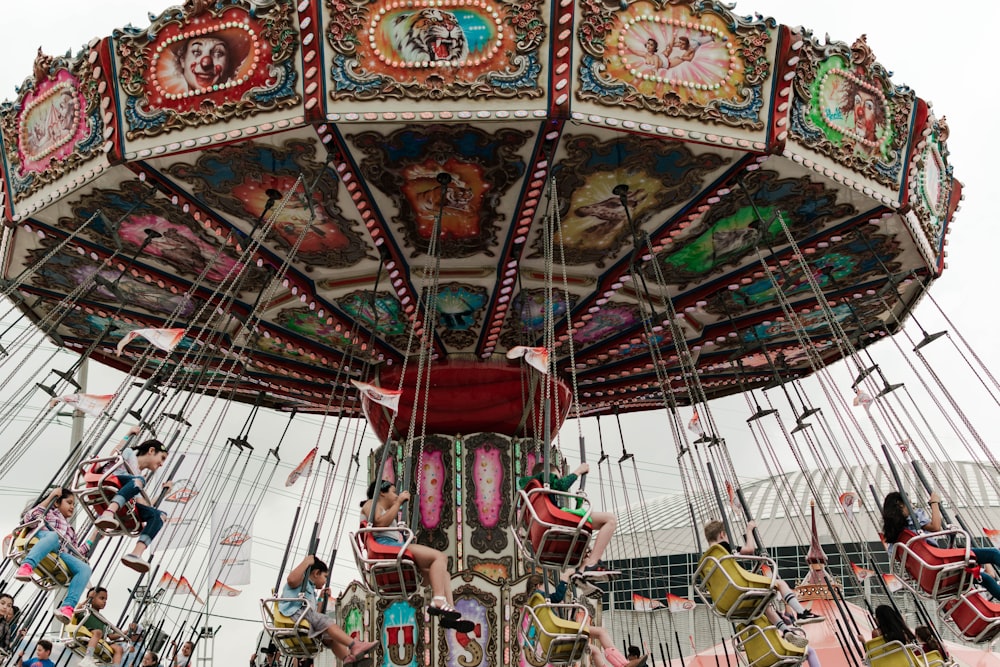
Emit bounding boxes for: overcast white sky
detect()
[0,0,998,661]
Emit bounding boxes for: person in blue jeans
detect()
[94,427,169,573]
[18,639,55,667]
[882,490,1000,600]
[15,488,96,624]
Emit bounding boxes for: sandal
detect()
[427,596,461,620]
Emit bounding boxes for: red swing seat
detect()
[512,479,593,571]
[889,528,973,600]
[351,522,421,599]
[72,455,147,536]
[939,588,1000,644]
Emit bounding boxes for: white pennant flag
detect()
[48,393,114,417]
[853,389,873,413]
[351,380,402,412]
[506,346,550,374]
[151,451,208,551]
[687,408,704,437]
[208,503,254,586]
[116,328,185,356]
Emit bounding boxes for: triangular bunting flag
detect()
[666,593,695,612]
[505,346,550,374]
[116,328,185,356]
[211,580,241,597]
[48,393,114,417]
[351,380,402,412]
[286,448,317,487]
[631,593,665,612]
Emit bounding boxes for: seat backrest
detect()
[698,543,771,614]
[738,617,805,667]
[524,592,588,660]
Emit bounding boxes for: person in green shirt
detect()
[518,462,619,579]
[77,587,125,667]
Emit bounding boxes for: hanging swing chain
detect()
[549,177,582,441]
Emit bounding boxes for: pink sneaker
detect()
[14,563,32,581]
[54,605,74,624]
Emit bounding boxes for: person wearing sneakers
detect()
[703,520,823,637]
[361,480,474,632]
[93,427,169,573]
[16,487,95,624]
[517,462,620,581]
[280,554,376,663]
[76,586,126,667]
[17,640,55,667]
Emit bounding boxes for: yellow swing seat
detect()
[61,607,125,664]
[520,591,591,667]
[733,617,807,667]
[259,594,323,659]
[694,543,777,621]
[7,519,78,590]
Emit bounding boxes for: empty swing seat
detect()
[889,528,973,600]
[693,543,777,621]
[520,591,591,666]
[259,595,323,658]
[72,456,146,536]
[511,479,593,571]
[6,519,76,590]
[351,523,421,599]
[939,588,1000,644]
[733,616,807,667]
[61,607,125,664]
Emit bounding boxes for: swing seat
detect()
[864,636,942,667]
[6,519,77,590]
[60,607,124,664]
[72,456,147,537]
[889,529,973,600]
[259,595,323,659]
[733,617,807,667]
[693,543,777,621]
[520,591,591,667]
[351,523,421,599]
[939,588,1000,644]
[512,479,593,571]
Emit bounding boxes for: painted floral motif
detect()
[789,34,914,187]
[499,289,576,350]
[350,125,531,258]
[434,283,488,349]
[167,140,370,269]
[577,0,774,127]
[573,303,640,347]
[909,115,955,258]
[325,0,544,100]
[114,1,299,139]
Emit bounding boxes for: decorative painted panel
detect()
[577,0,775,128]
[788,34,915,188]
[349,124,532,258]
[377,598,425,667]
[415,435,454,552]
[166,139,370,269]
[438,582,499,667]
[534,134,730,266]
[0,49,104,202]
[114,0,300,139]
[325,0,546,100]
[464,433,512,554]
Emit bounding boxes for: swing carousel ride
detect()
[0,0,987,665]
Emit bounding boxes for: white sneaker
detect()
[79,657,99,667]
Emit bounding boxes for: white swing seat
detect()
[511,479,593,571]
[864,636,948,667]
[520,591,591,667]
[693,543,777,621]
[72,455,151,537]
[939,588,1000,644]
[889,528,974,600]
[6,519,81,590]
[733,617,807,667]
[351,523,421,599]
[60,606,126,664]
[259,595,323,659]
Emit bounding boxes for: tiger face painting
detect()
[391,9,470,63]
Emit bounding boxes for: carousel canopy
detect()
[0,0,960,416]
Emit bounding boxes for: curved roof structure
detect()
[0,0,961,415]
[613,461,1000,556]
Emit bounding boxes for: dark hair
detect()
[145,650,159,663]
[134,439,167,456]
[366,479,394,499]
[704,520,725,543]
[627,646,641,658]
[38,639,53,652]
[310,557,329,574]
[54,488,74,504]
[92,586,108,596]
[526,573,544,591]
[881,492,908,544]
[874,605,914,644]
[0,594,12,604]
